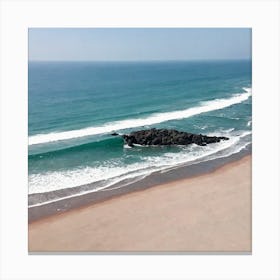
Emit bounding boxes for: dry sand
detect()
[28,155,251,252]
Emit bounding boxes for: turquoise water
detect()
[28,60,252,200]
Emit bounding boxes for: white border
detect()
[0,0,279,279]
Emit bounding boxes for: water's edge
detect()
[28,145,251,223]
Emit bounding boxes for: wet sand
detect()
[29,155,251,252]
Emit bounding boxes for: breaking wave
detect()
[28,129,251,197]
[29,88,251,146]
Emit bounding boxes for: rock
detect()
[151,137,161,145]
[122,128,229,147]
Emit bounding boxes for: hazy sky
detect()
[29,28,251,61]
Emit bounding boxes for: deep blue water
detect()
[28,60,252,200]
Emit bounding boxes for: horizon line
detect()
[28,58,252,63]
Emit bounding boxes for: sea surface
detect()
[28,60,252,206]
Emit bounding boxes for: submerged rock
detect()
[121,128,229,147]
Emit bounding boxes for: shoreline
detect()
[29,153,252,252]
[28,145,251,223]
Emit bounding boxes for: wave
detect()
[29,131,251,207]
[29,88,252,145]
[29,137,123,159]
[28,129,251,197]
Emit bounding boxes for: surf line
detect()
[29,89,251,146]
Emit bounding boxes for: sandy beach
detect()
[28,155,251,252]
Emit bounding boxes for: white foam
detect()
[29,89,252,145]
[123,144,132,149]
[29,136,252,208]
[29,130,251,198]
[29,172,151,208]
[243,87,252,94]
[28,161,162,195]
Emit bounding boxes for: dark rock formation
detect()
[121,128,229,147]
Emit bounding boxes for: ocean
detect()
[28,60,252,207]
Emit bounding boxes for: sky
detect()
[29,28,251,61]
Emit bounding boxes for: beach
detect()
[29,154,251,252]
